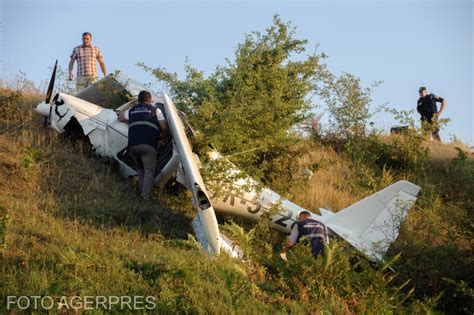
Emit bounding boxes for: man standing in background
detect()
[417,87,446,142]
[68,32,107,91]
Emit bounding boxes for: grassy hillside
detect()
[1,87,472,313]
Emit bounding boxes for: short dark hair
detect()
[138,90,152,103]
[82,32,92,37]
[419,86,427,93]
[298,211,312,219]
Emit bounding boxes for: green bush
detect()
[319,72,380,140]
[444,148,474,206]
[141,15,326,194]
[350,133,428,173]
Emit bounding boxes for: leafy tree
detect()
[320,72,380,139]
[140,15,326,191]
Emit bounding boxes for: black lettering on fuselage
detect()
[221,189,265,215]
[222,189,238,206]
[274,209,296,228]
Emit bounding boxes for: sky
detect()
[1,0,473,145]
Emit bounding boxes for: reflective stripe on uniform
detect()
[129,121,159,131]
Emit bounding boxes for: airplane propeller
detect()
[43,59,58,127]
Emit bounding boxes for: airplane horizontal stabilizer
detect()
[319,208,335,218]
[324,180,421,261]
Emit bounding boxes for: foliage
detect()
[312,69,472,314]
[140,15,326,193]
[0,88,27,122]
[339,107,428,191]
[392,192,473,314]
[0,206,9,255]
[42,65,76,95]
[338,108,473,314]
[443,148,474,207]
[319,72,381,139]
[1,74,42,124]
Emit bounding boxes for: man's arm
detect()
[284,240,295,252]
[283,225,299,252]
[68,57,75,81]
[118,111,128,122]
[98,58,107,77]
[158,120,170,143]
[156,108,170,143]
[96,48,107,77]
[437,99,446,116]
[323,224,329,244]
[280,225,298,261]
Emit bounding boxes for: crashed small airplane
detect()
[35,62,421,262]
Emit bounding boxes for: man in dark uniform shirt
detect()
[417,86,446,142]
[279,211,329,261]
[118,91,170,200]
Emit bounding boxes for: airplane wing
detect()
[162,94,222,256]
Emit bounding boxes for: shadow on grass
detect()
[33,130,195,240]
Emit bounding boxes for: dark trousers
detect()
[310,238,326,257]
[421,115,441,142]
[128,144,157,199]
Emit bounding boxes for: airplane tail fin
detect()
[324,180,421,261]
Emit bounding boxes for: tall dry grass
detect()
[293,144,360,212]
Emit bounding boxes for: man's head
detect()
[298,211,312,221]
[82,32,92,47]
[138,90,152,104]
[419,86,428,98]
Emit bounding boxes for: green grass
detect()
[1,87,472,313]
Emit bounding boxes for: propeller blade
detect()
[46,60,58,104]
[44,60,58,127]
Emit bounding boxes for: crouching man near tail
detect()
[280,211,329,261]
[118,90,170,200]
